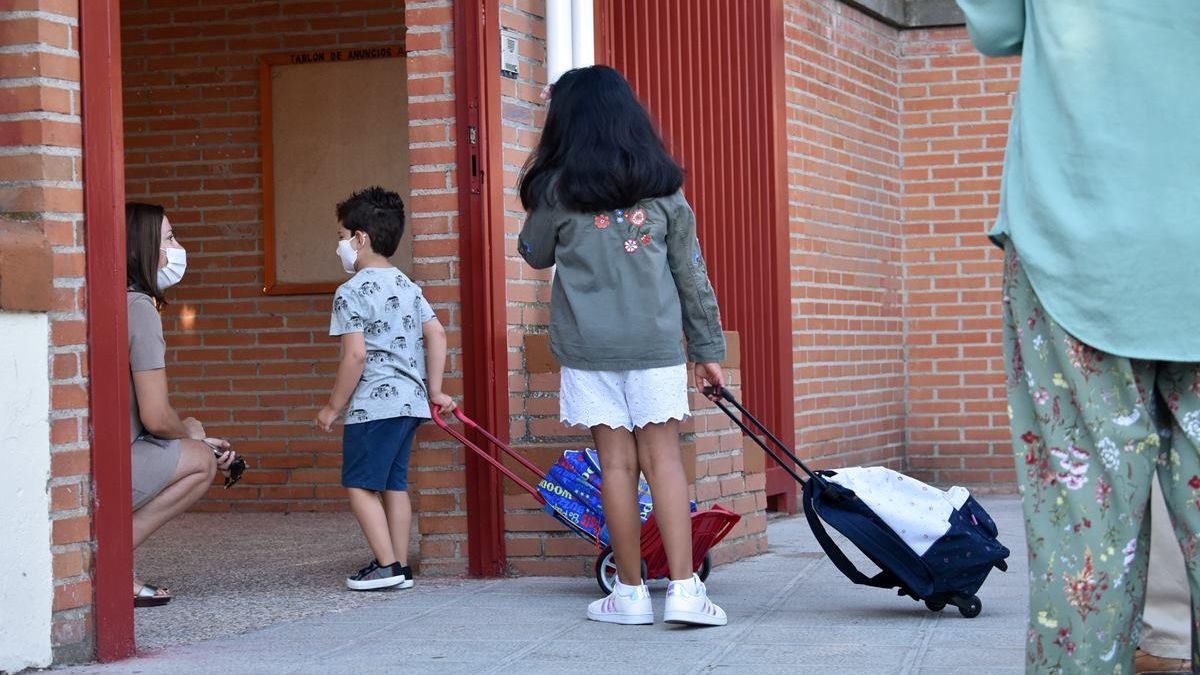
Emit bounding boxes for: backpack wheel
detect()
[594,548,648,595]
[697,553,712,582]
[957,595,982,619]
[924,598,947,612]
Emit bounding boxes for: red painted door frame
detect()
[80,0,135,661]
[597,0,797,512]
[454,0,509,576]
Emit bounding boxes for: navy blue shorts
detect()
[341,416,424,491]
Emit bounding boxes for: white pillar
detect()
[570,0,595,68]
[0,311,52,672]
[546,0,573,84]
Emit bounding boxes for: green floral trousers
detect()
[1003,244,1199,674]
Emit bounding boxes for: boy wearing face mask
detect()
[315,186,454,591]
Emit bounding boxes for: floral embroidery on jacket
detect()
[596,205,652,254]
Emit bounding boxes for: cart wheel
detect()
[697,553,712,582]
[957,595,982,619]
[924,598,947,612]
[594,548,648,595]
[595,548,617,595]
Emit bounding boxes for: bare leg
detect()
[634,420,693,581]
[383,490,412,567]
[348,488,397,566]
[593,424,643,585]
[132,439,215,549]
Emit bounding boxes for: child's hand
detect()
[315,405,340,433]
[429,392,456,414]
[694,362,725,400]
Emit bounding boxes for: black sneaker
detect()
[346,560,407,591]
[395,564,414,590]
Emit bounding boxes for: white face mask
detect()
[336,237,360,274]
[157,247,187,289]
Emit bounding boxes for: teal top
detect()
[958,0,1200,361]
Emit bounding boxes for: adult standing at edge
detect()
[956,1,1200,673]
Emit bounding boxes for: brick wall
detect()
[402,0,468,575]
[499,0,554,451]
[781,5,1019,491]
[783,0,907,471]
[0,0,93,662]
[899,27,1017,487]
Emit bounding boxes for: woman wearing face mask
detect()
[125,202,238,607]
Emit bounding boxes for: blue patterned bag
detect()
[537,448,697,546]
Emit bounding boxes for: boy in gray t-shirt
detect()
[316,186,454,591]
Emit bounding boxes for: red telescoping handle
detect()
[431,406,548,503]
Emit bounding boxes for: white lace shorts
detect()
[559,364,691,431]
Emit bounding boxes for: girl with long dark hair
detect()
[519,66,728,626]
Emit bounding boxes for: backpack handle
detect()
[704,387,826,486]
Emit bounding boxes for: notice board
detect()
[260,46,410,295]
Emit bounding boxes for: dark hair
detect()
[519,66,684,213]
[336,186,405,257]
[125,202,166,305]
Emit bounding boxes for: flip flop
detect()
[134,582,172,608]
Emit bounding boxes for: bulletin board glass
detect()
[259,47,410,295]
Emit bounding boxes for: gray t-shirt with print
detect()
[329,267,435,423]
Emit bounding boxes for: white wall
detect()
[0,311,52,671]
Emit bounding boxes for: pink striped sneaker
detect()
[586,577,653,625]
[664,574,727,626]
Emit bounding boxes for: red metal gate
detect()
[597,0,796,511]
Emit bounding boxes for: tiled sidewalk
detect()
[64,496,1026,674]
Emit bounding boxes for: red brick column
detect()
[404,0,471,575]
[0,0,95,663]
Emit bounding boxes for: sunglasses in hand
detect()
[203,439,247,488]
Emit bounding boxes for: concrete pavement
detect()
[63,496,1027,674]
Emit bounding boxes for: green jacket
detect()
[519,188,726,371]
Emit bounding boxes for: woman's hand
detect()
[182,417,206,440]
[203,438,235,476]
[315,405,340,433]
[429,391,456,414]
[694,362,725,400]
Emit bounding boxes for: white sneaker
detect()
[664,574,727,626]
[587,577,653,625]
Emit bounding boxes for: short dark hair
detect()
[520,65,684,212]
[125,202,167,305]
[336,186,405,257]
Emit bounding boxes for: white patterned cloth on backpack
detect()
[329,267,435,423]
